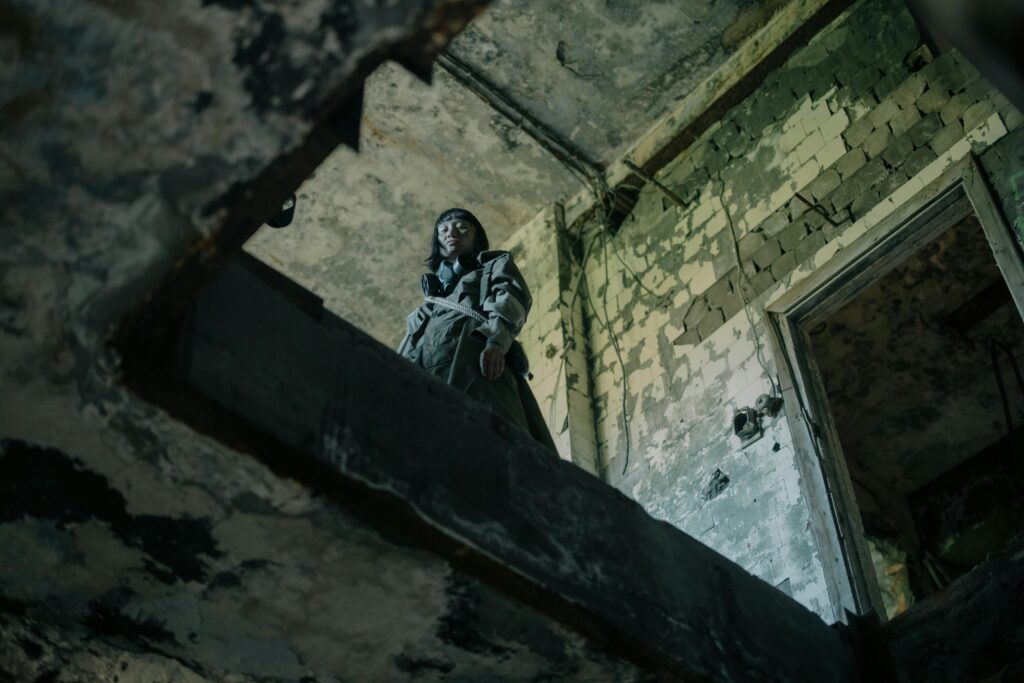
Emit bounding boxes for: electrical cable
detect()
[716,177,781,397]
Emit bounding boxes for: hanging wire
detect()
[716,177,781,397]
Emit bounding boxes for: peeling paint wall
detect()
[244,61,581,347]
[505,0,1024,622]
[0,0,656,678]
[0,272,650,682]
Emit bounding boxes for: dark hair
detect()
[425,207,489,271]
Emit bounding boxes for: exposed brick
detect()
[793,230,827,264]
[882,134,914,169]
[916,86,949,115]
[802,210,825,230]
[848,65,881,93]
[923,54,972,93]
[713,120,749,158]
[850,187,880,219]
[1004,105,1024,132]
[752,239,783,271]
[939,92,972,126]
[962,101,996,132]
[684,296,710,325]
[902,146,938,178]
[819,110,850,142]
[673,328,700,346]
[770,252,798,280]
[889,106,921,137]
[704,276,734,310]
[808,168,841,201]
[761,211,789,237]
[873,72,904,101]
[737,231,766,260]
[908,113,944,147]
[889,73,926,108]
[930,122,964,155]
[863,126,892,159]
[704,143,729,174]
[844,116,875,148]
[829,157,887,209]
[835,148,867,179]
[720,291,744,321]
[750,270,776,295]
[868,100,900,129]
[697,308,725,339]
[778,221,808,252]
[879,170,909,199]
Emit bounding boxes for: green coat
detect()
[398,251,556,452]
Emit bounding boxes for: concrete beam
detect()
[122,252,860,683]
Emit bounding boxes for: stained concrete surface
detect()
[244,61,581,346]
[243,0,784,347]
[448,0,777,164]
[4,0,658,678]
[132,249,858,682]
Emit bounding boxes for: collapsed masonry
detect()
[2,0,1024,681]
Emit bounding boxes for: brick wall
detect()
[504,0,1024,621]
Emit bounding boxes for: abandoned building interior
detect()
[3,0,1024,681]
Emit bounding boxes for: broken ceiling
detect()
[245,0,782,345]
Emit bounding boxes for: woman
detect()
[398,208,556,452]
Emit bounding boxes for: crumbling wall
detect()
[0,0,659,679]
[505,208,602,474]
[506,0,1023,622]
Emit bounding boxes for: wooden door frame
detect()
[763,155,1024,620]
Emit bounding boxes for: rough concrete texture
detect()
[505,0,1024,622]
[447,0,779,165]
[2,0,663,679]
[241,0,801,349]
[149,253,857,683]
[244,61,582,346]
[0,433,650,681]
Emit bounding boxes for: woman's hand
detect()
[480,345,505,380]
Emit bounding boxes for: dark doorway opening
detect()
[808,212,1024,620]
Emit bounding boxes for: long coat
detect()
[398,250,557,452]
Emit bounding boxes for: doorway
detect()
[766,159,1024,621]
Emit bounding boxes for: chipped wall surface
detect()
[0,0,658,679]
[244,61,581,347]
[241,0,809,348]
[448,0,779,164]
[506,0,1024,621]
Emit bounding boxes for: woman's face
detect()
[437,217,477,263]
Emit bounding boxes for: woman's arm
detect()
[474,252,532,355]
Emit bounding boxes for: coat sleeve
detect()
[397,305,428,355]
[474,253,531,354]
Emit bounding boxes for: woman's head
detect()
[426,208,489,271]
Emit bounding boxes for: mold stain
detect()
[0,440,221,585]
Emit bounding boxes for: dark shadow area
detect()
[809,212,1024,621]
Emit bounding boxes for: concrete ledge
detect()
[127,252,859,682]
